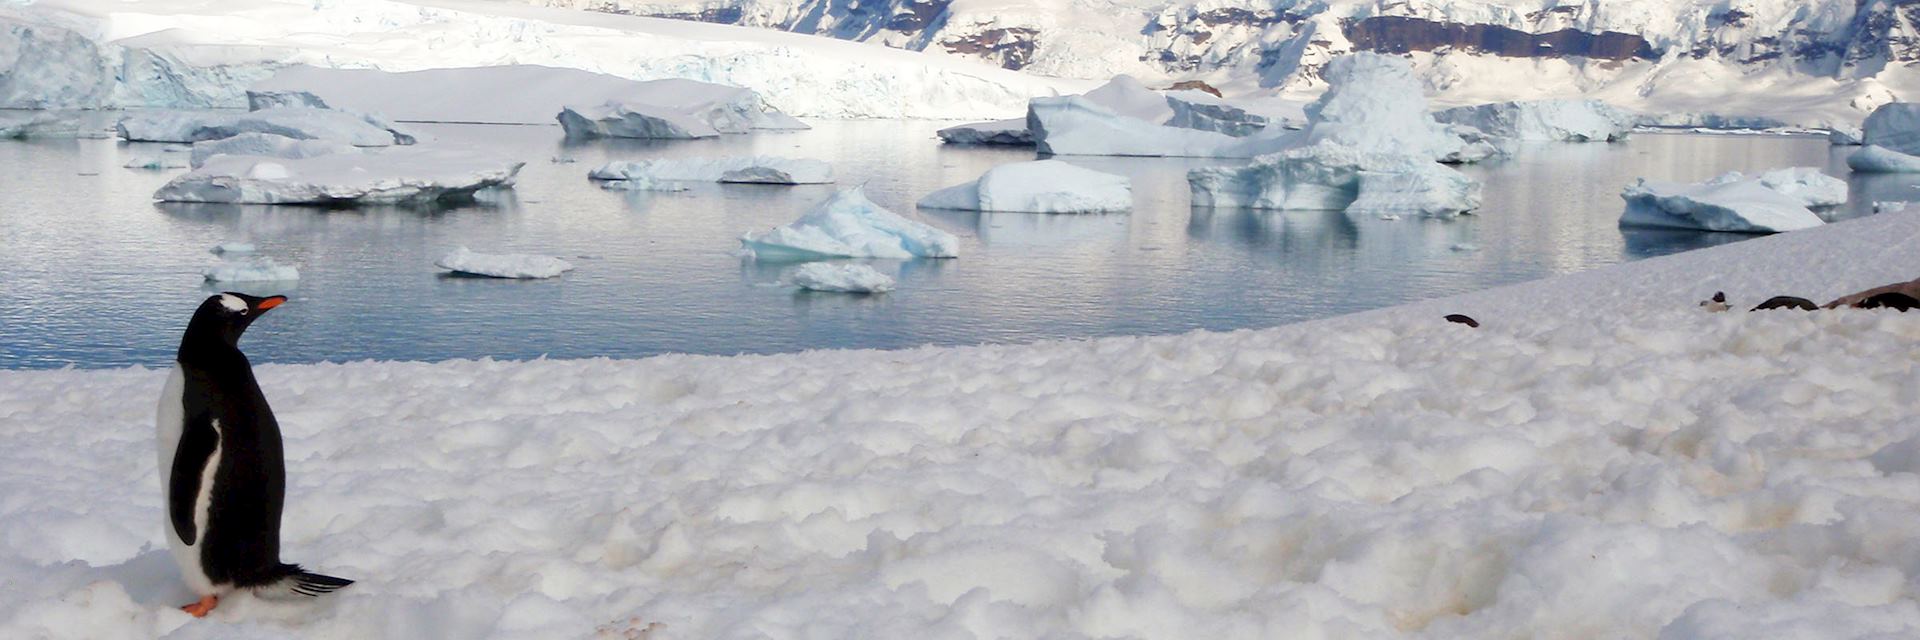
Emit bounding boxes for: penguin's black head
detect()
[182,292,287,352]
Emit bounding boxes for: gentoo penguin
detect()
[156,293,351,617]
[1700,291,1730,312]
[1750,296,1817,312]
[1443,314,1479,328]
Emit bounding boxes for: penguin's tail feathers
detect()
[255,564,354,599]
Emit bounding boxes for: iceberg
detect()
[1296,53,1494,164]
[1188,143,1482,218]
[1756,168,1848,208]
[918,160,1131,213]
[741,187,960,260]
[558,102,720,140]
[1848,145,1920,173]
[189,132,357,169]
[788,263,896,293]
[588,157,833,186]
[123,155,188,170]
[937,118,1031,145]
[1165,92,1271,137]
[1829,127,1864,145]
[1619,171,1827,233]
[203,257,298,282]
[1861,103,1920,155]
[154,148,524,206]
[116,107,408,146]
[436,247,574,279]
[1433,99,1635,142]
[558,78,804,139]
[1028,96,1240,157]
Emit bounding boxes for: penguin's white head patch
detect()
[218,294,247,313]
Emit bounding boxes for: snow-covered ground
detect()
[3,190,1919,638]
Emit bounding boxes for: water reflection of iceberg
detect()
[918,208,1130,249]
[1620,228,1753,259]
[1185,207,1359,253]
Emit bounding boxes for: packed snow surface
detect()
[1433,99,1636,142]
[741,187,959,260]
[917,160,1131,213]
[435,247,574,279]
[786,262,895,293]
[5,207,1920,638]
[588,157,833,186]
[1189,143,1482,217]
[188,133,357,169]
[154,149,524,206]
[116,108,406,147]
[201,257,298,283]
[1620,171,1830,234]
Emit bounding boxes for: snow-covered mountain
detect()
[525,0,1920,125]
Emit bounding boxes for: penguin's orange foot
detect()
[181,595,219,618]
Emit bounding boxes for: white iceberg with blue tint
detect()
[1848,145,1920,173]
[155,148,524,205]
[1433,99,1636,143]
[1620,171,1826,234]
[742,187,959,260]
[436,247,574,279]
[558,102,720,140]
[1293,53,1495,164]
[588,156,833,186]
[1757,168,1848,207]
[1188,143,1482,218]
[189,132,357,169]
[203,257,298,282]
[116,107,407,146]
[918,160,1131,213]
[787,263,895,293]
[1027,96,1240,157]
[1848,103,1920,171]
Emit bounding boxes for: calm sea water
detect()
[0,120,1907,369]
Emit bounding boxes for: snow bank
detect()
[917,160,1131,213]
[154,149,524,206]
[116,108,407,147]
[7,207,1920,638]
[201,257,297,283]
[787,263,895,293]
[435,247,574,279]
[1189,143,1482,217]
[741,187,959,260]
[1848,145,1920,173]
[1433,99,1636,142]
[588,157,833,186]
[188,133,357,169]
[936,118,1031,146]
[1620,171,1829,233]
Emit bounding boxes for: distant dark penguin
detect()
[156,293,351,618]
[1443,314,1479,328]
[1750,296,1817,312]
[1856,291,1920,312]
[1700,291,1730,312]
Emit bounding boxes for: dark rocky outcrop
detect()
[1344,16,1657,61]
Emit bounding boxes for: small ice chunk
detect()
[204,257,299,282]
[741,187,959,260]
[1619,171,1826,233]
[435,247,574,279]
[788,263,895,293]
[210,243,256,255]
[155,148,524,206]
[918,160,1131,213]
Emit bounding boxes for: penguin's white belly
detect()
[157,365,220,595]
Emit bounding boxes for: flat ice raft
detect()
[1620,169,1841,233]
[116,107,407,146]
[742,187,959,260]
[436,247,574,279]
[918,160,1131,213]
[589,156,833,187]
[154,149,524,205]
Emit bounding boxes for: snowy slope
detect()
[524,0,1920,128]
[3,207,1920,637]
[0,0,1089,119]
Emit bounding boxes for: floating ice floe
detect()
[1847,145,1920,173]
[787,263,895,293]
[154,148,524,205]
[123,155,187,170]
[741,187,959,260]
[588,156,834,187]
[116,107,408,146]
[1296,53,1495,164]
[558,79,806,139]
[918,160,1131,213]
[436,247,574,279]
[189,132,357,169]
[1620,171,1829,233]
[1848,103,1920,171]
[936,118,1031,145]
[1189,143,1483,218]
[1433,99,1635,142]
[1028,96,1242,157]
[1756,167,1848,208]
[210,242,256,255]
[203,257,298,282]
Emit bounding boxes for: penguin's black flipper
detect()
[255,564,353,598]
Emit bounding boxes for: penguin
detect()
[1750,296,1817,312]
[1699,291,1730,312]
[1443,314,1479,328]
[1856,291,1920,312]
[156,292,351,618]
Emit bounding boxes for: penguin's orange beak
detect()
[255,296,287,311]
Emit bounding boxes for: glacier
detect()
[917,160,1131,214]
[787,263,896,293]
[154,149,525,206]
[1619,171,1830,234]
[741,187,960,261]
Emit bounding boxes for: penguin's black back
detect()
[174,338,291,588]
